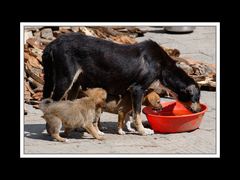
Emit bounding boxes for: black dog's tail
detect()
[39,98,53,113]
[42,44,54,98]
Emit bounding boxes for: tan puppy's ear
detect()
[145,91,162,110]
[95,98,106,108]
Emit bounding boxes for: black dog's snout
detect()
[190,102,201,113]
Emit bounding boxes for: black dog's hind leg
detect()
[129,85,154,135]
[51,68,82,101]
[42,47,54,99]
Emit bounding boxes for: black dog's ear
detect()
[180,85,192,96]
[186,84,199,95]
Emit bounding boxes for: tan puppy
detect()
[40,88,107,142]
[79,89,162,135]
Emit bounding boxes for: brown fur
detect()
[40,88,107,142]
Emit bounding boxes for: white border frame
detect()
[20,22,220,158]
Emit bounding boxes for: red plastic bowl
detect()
[142,101,207,133]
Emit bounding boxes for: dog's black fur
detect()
[42,33,200,134]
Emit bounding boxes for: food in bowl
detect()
[143,101,207,133]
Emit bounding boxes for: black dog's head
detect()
[154,46,201,113]
[177,84,201,113]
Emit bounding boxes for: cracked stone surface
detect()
[22,26,217,156]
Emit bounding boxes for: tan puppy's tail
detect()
[39,98,53,112]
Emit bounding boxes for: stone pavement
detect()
[22,26,218,157]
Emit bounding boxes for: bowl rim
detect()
[142,101,207,118]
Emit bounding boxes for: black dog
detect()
[42,33,201,135]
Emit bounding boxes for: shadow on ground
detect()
[24,124,52,141]
[24,121,122,141]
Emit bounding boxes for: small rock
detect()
[41,28,54,40]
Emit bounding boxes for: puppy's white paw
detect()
[126,121,136,132]
[98,130,105,136]
[139,128,154,136]
[118,129,126,135]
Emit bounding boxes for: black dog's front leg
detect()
[130,85,154,135]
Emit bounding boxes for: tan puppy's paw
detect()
[118,128,126,135]
[138,128,154,136]
[52,134,68,142]
[97,130,105,136]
